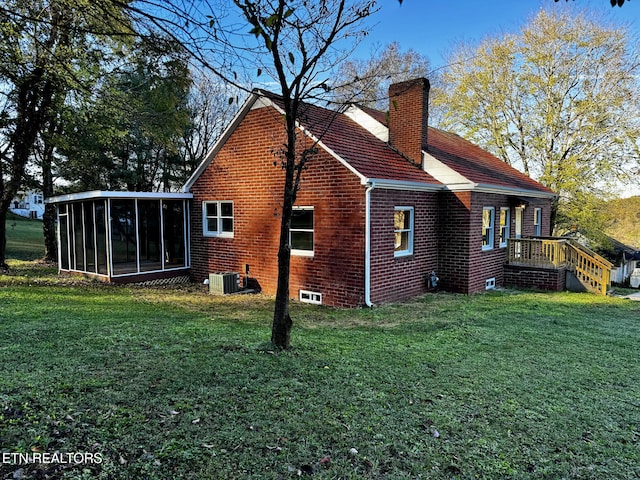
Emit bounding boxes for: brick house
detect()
[184,78,556,307]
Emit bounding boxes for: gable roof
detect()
[184,89,555,198]
[256,90,442,188]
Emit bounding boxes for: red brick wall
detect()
[369,189,439,304]
[437,191,472,293]
[189,106,366,307]
[438,191,553,294]
[504,265,566,291]
[189,103,556,305]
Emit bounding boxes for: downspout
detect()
[365,181,375,307]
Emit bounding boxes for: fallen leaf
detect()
[169,410,180,415]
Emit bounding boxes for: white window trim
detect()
[394,206,414,257]
[534,208,542,237]
[291,206,314,257]
[203,200,234,238]
[499,207,510,248]
[299,290,322,305]
[482,207,495,251]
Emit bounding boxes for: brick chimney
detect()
[388,78,430,168]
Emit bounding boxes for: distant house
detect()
[183,78,556,306]
[563,230,640,286]
[10,190,45,219]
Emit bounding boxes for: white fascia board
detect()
[182,92,264,193]
[46,191,193,204]
[472,184,558,199]
[368,178,443,192]
[343,105,388,142]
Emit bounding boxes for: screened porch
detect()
[47,191,192,283]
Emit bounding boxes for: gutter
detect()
[364,182,375,307]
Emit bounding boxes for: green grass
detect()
[1,265,639,479]
[5,213,45,261]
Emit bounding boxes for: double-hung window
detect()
[394,207,414,257]
[534,208,542,236]
[482,207,495,250]
[291,207,314,256]
[499,207,510,248]
[203,201,233,237]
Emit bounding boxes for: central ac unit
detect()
[209,272,239,295]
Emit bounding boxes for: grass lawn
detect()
[1,262,639,479]
[5,213,45,261]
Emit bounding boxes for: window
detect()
[203,201,233,237]
[299,290,322,305]
[499,207,510,248]
[482,207,495,250]
[291,207,314,256]
[534,208,542,237]
[394,207,414,257]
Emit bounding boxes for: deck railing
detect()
[507,237,612,295]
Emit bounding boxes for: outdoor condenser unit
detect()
[209,272,239,295]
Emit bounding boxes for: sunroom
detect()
[46,191,192,283]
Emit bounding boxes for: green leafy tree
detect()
[0,0,133,267]
[435,8,640,235]
[58,38,193,192]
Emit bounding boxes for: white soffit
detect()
[343,105,388,142]
[46,190,193,204]
[422,151,473,187]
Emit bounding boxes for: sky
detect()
[354,0,640,70]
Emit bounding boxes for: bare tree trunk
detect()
[271,224,293,348]
[271,139,296,349]
[41,128,58,263]
[0,208,8,270]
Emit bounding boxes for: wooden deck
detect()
[507,237,613,295]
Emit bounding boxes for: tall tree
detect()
[58,37,193,192]
[230,0,378,348]
[181,70,243,178]
[435,8,640,234]
[0,0,133,268]
[127,0,392,348]
[330,41,435,110]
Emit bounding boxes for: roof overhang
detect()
[366,178,442,192]
[46,190,193,204]
[472,183,557,199]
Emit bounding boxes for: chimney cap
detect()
[389,77,430,96]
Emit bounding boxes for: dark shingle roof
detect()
[427,128,555,194]
[258,90,441,185]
